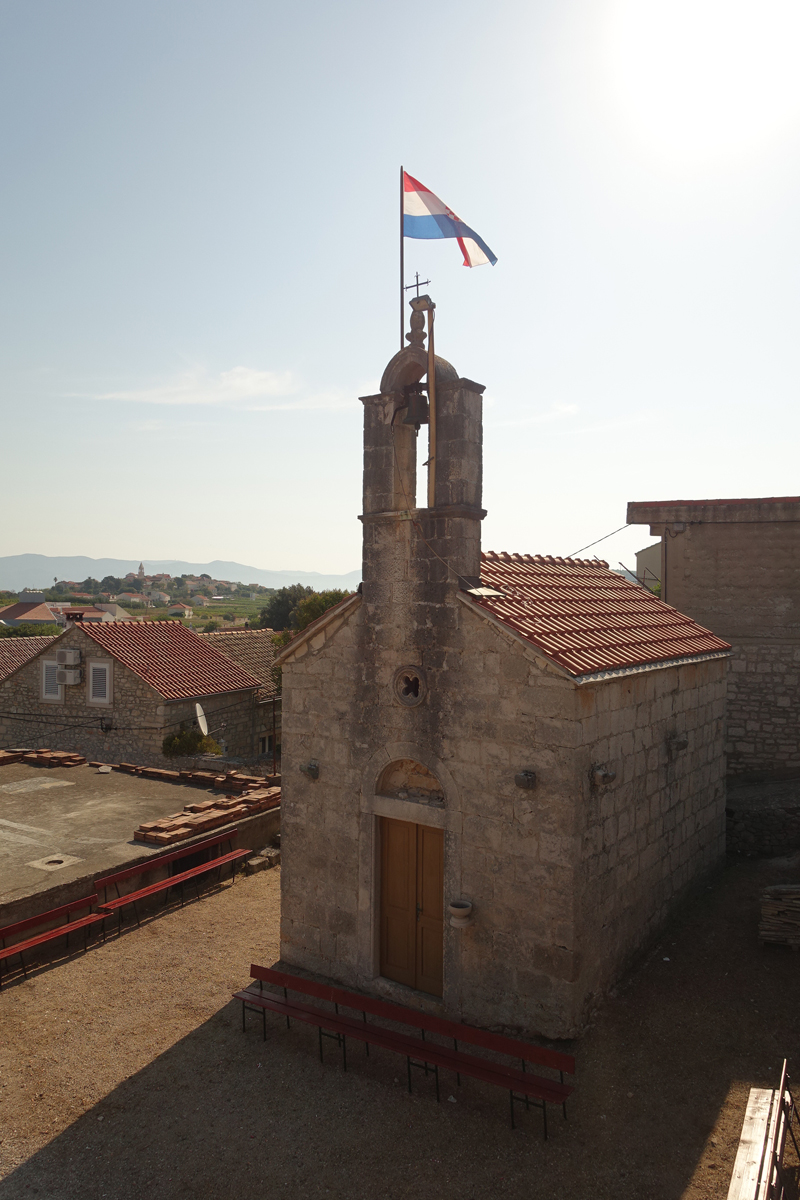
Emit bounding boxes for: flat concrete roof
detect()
[627,497,800,526]
[0,763,235,911]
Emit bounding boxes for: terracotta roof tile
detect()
[0,602,59,623]
[0,635,59,682]
[77,620,261,701]
[200,629,278,701]
[473,551,730,678]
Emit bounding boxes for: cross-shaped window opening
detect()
[401,674,420,698]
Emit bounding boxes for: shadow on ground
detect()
[1,856,798,1200]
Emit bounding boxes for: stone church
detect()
[275,301,731,1038]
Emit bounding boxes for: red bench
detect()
[235,965,575,1136]
[96,829,251,935]
[0,895,105,988]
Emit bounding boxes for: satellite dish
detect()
[195,702,208,736]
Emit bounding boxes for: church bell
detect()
[401,381,429,431]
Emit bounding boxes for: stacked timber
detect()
[759,884,800,948]
[133,786,281,845]
[0,751,24,767]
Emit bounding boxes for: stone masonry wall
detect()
[659,519,800,779]
[726,641,800,779]
[576,658,728,1007]
[0,626,257,766]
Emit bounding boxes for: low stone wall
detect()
[726,778,800,857]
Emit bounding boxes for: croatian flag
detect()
[403,171,497,268]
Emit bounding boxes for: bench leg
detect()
[132,900,141,929]
[521,1060,530,1110]
[453,1039,461,1086]
[363,1011,369,1057]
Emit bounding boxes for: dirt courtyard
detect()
[0,855,798,1200]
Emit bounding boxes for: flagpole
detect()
[399,165,404,350]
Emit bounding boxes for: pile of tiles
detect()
[129,767,281,844]
[0,749,87,768]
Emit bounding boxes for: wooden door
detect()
[380,817,443,997]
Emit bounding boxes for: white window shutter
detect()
[91,664,108,701]
[43,662,59,697]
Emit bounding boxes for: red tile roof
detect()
[77,620,262,700]
[0,635,59,682]
[472,552,730,679]
[200,629,278,701]
[0,602,59,623]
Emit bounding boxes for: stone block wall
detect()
[629,507,800,781]
[726,641,800,778]
[576,658,728,1005]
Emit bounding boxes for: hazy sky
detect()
[2,0,799,575]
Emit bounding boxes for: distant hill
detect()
[0,554,361,592]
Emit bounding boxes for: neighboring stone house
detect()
[201,628,280,759]
[168,603,193,618]
[627,497,800,781]
[635,543,661,591]
[275,305,731,1039]
[0,620,261,764]
[0,601,61,628]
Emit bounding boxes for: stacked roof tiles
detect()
[474,551,730,679]
[79,620,262,700]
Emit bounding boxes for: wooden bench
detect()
[235,965,575,1136]
[727,1061,799,1200]
[0,895,105,988]
[95,830,252,935]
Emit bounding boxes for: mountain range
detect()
[0,554,361,592]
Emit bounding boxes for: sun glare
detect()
[604,0,800,165]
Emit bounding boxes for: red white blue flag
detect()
[403,171,497,268]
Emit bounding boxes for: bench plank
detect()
[727,1088,774,1200]
[97,849,251,915]
[235,986,572,1108]
[0,894,99,943]
[0,914,105,964]
[251,964,574,1076]
[95,829,240,893]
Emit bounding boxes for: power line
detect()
[568,523,631,558]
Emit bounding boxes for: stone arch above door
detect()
[376,758,445,806]
[360,742,461,822]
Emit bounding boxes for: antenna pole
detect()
[400,165,404,350]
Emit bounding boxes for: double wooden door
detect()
[379,817,443,997]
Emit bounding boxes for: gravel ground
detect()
[0,856,798,1200]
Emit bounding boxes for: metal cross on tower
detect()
[404,271,431,299]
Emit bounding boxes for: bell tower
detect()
[359,296,486,600]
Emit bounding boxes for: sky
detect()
[2,0,800,577]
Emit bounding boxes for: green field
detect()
[140,597,267,630]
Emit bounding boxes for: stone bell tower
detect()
[360,295,486,602]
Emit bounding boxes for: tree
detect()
[0,623,62,638]
[162,725,222,757]
[292,589,350,632]
[255,584,314,631]
[201,620,220,633]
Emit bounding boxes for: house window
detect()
[42,660,63,703]
[260,736,267,754]
[87,660,112,706]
